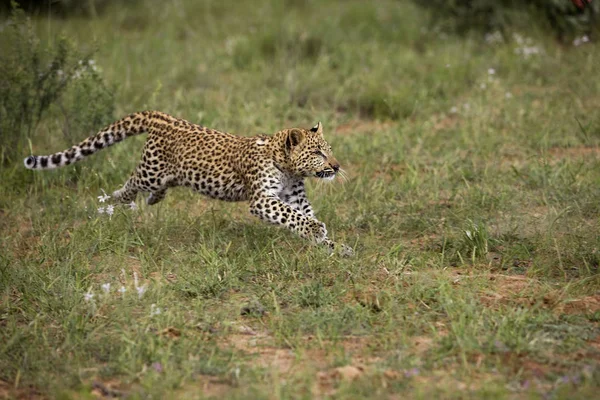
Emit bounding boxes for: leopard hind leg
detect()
[112,176,140,204]
[146,188,168,205]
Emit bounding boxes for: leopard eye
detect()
[313,150,326,158]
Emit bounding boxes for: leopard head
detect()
[283,122,340,180]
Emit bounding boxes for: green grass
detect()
[1,0,600,398]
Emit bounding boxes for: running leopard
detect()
[24,111,352,255]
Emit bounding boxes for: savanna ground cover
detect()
[0,0,599,398]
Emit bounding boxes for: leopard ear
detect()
[309,121,323,134]
[285,129,305,151]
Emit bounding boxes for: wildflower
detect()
[118,286,126,295]
[480,83,487,90]
[101,283,111,293]
[150,303,161,316]
[512,33,524,45]
[516,45,541,58]
[404,368,420,378]
[98,206,105,214]
[152,362,163,373]
[574,35,590,47]
[84,291,94,302]
[137,285,147,299]
[450,106,458,114]
[105,205,115,217]
[485,31,503,44]
[128,201,138,211]
[98,189,110,203]
[488,68,496,75]
[505,92,513,99]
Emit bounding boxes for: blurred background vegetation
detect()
[0,0,597,165]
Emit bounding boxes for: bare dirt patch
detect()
[478,274,540,308]
[91,379,128,399]
[222,331,374,374]
[548,146,600,160]
[314,364,366,397]
[432,115,460,133]
[558,294,600,315]
[0,379,46,400]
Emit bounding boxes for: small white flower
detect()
[97,206,105,214]
[137,285,147,299]
[480,83,487,90]
[105,205,115,217]
[128,201,138,211]
[118,286,126,294]
[450,106,458,114]
[513,33,524,45]
[98,189,110,203]
[84,292,94,302]
[505,92,513,99]
[445,63,451,68]
[485,31,503,44]
[582,35,590,43]
[488,68,496,75]
[89,59,96,65]
[101,283,111,293]
[150,304,161,316]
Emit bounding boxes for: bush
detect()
[0,0,116,17]
[412,0,599,38]
[0,4,114,165]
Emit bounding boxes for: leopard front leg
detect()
[279,180,315,217]
[249,195,332,249]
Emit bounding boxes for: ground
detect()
[0,0,599,399]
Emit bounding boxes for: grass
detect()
[1,0,599,398]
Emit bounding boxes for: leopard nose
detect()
[331,163,340,172]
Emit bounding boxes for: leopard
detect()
[24,111,352,255]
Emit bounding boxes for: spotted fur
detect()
[24,111,349,252]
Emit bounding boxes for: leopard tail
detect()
[23,110,173,170]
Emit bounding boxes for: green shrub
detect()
[0,0,117,17]
[0,4,114,165]
[412,0,599,38]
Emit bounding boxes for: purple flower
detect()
[404,368,420,378]
[152,362,163,373]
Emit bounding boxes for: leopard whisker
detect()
[337,168,349,183]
